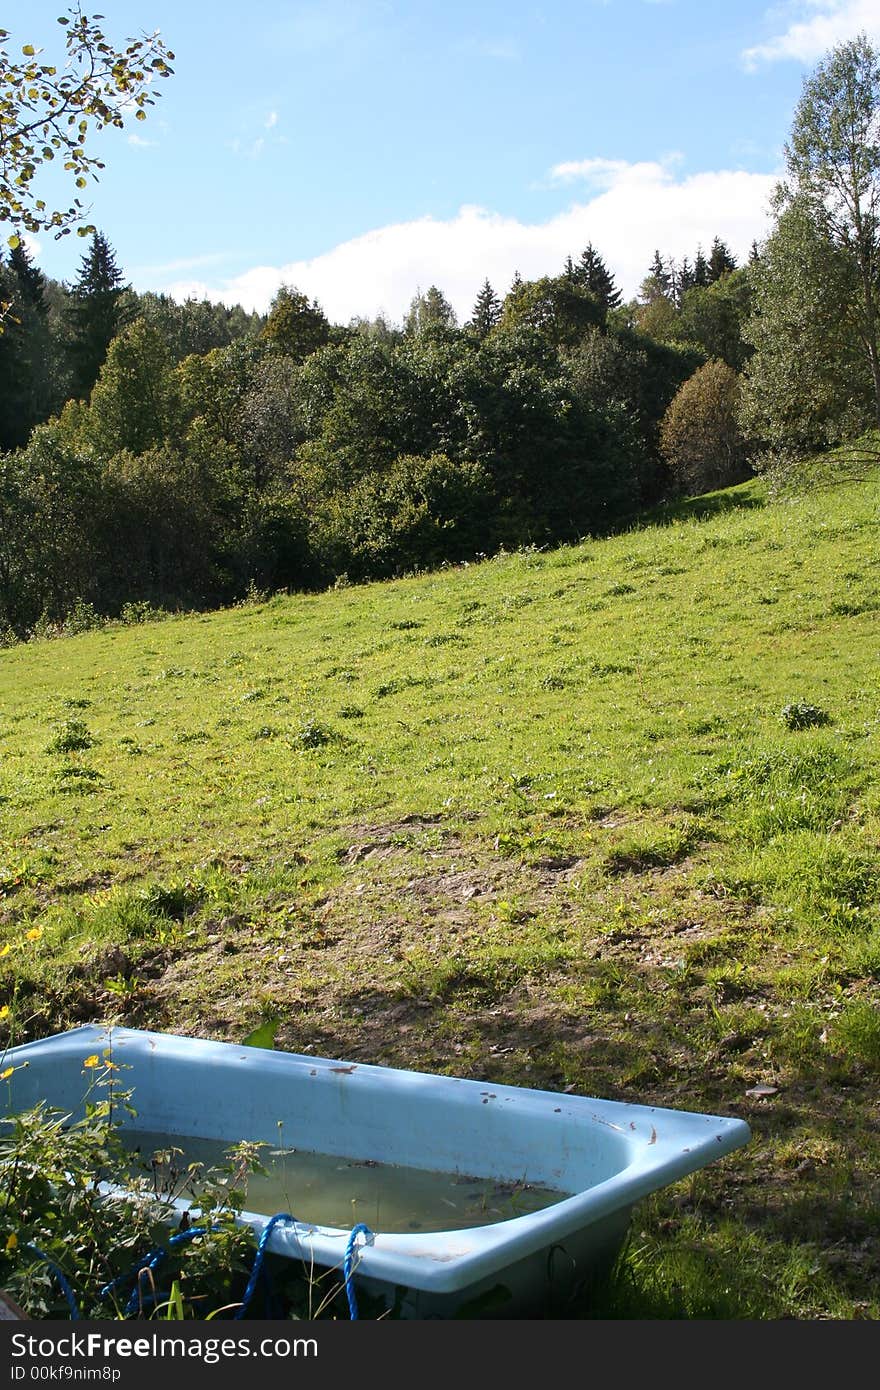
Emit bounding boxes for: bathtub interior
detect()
[1,1026,634,1197]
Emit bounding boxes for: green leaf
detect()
[164,1280,185,1320]
[241,1017,280,1050]
[6,235,20,249]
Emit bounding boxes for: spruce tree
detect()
[9,241,47,314]
[647,249,672,296]
[0,242,52,448]
[67,231,129,399]
[469,279,502,338]
[572,243,622,312]
[708,236,737,282]
[692,247,709,288]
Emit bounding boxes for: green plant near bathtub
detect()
[0,1055,264,1319]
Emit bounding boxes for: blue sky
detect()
[15,0,880,323]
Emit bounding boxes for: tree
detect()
[0,9,173,246]
[692,246,709,288]
[570,243,622,313]
[67,230,129,398]
[660,359,748,495]
[468,279,501,338]
[262,285,330,361]
[567,322,703,481]
[83,317,180,457]
[644,250,672,298]
[677,256,694,304]
[0,239,51,447]
[500,273,603,348]
[740,196,870,451]
[136,291,262,361]
[673,268,753,371]
[782,33,880,425]
[403,285,457,337]
[708,237,737,282]
[0,419,102,631]
[636,251,677,339]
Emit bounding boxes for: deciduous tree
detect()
[661,359,748,494]
[262,285,330,362]
[782,33,880,425]
[0,8,173,245]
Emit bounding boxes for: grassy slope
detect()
[1,472,878,1318]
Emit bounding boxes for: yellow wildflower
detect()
[82,1054,100,1069]
[5,1234,17,1251]
[25,927,42,943]
[0,1005,9,1020]
[0,1066,13,1081]
[0,944,10,958]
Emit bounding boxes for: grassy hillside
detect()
[1,470,878,1318]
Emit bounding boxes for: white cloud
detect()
[265,111,279,129]
[128,133,156,148]
[743,0,880,68]
[549,156,681,188]
[160,160,778,322]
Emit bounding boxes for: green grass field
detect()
[1,466,878,1318]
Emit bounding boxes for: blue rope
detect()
[343,1222,374,1320]
[234,1213,375,1321]
[26,1243,81,1320]
[234,1212,297,1320]
[99,1225,210,1315]
[33,1212,379,1323]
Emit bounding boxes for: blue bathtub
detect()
[0,1025,750,1317]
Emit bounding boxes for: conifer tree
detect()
[572,243,622,312]
[678,256,695,301]
[67,231,129,399]
[647,249,672,296]
[468,279,502,338]
[708,237,737,282]
[0,241,52,447]
[9,241,47,314]
[640,250,673,306]
[693,247,709,288]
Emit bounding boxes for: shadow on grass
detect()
[645,486,766,527]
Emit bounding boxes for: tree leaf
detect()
[241,1017,280,1050]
